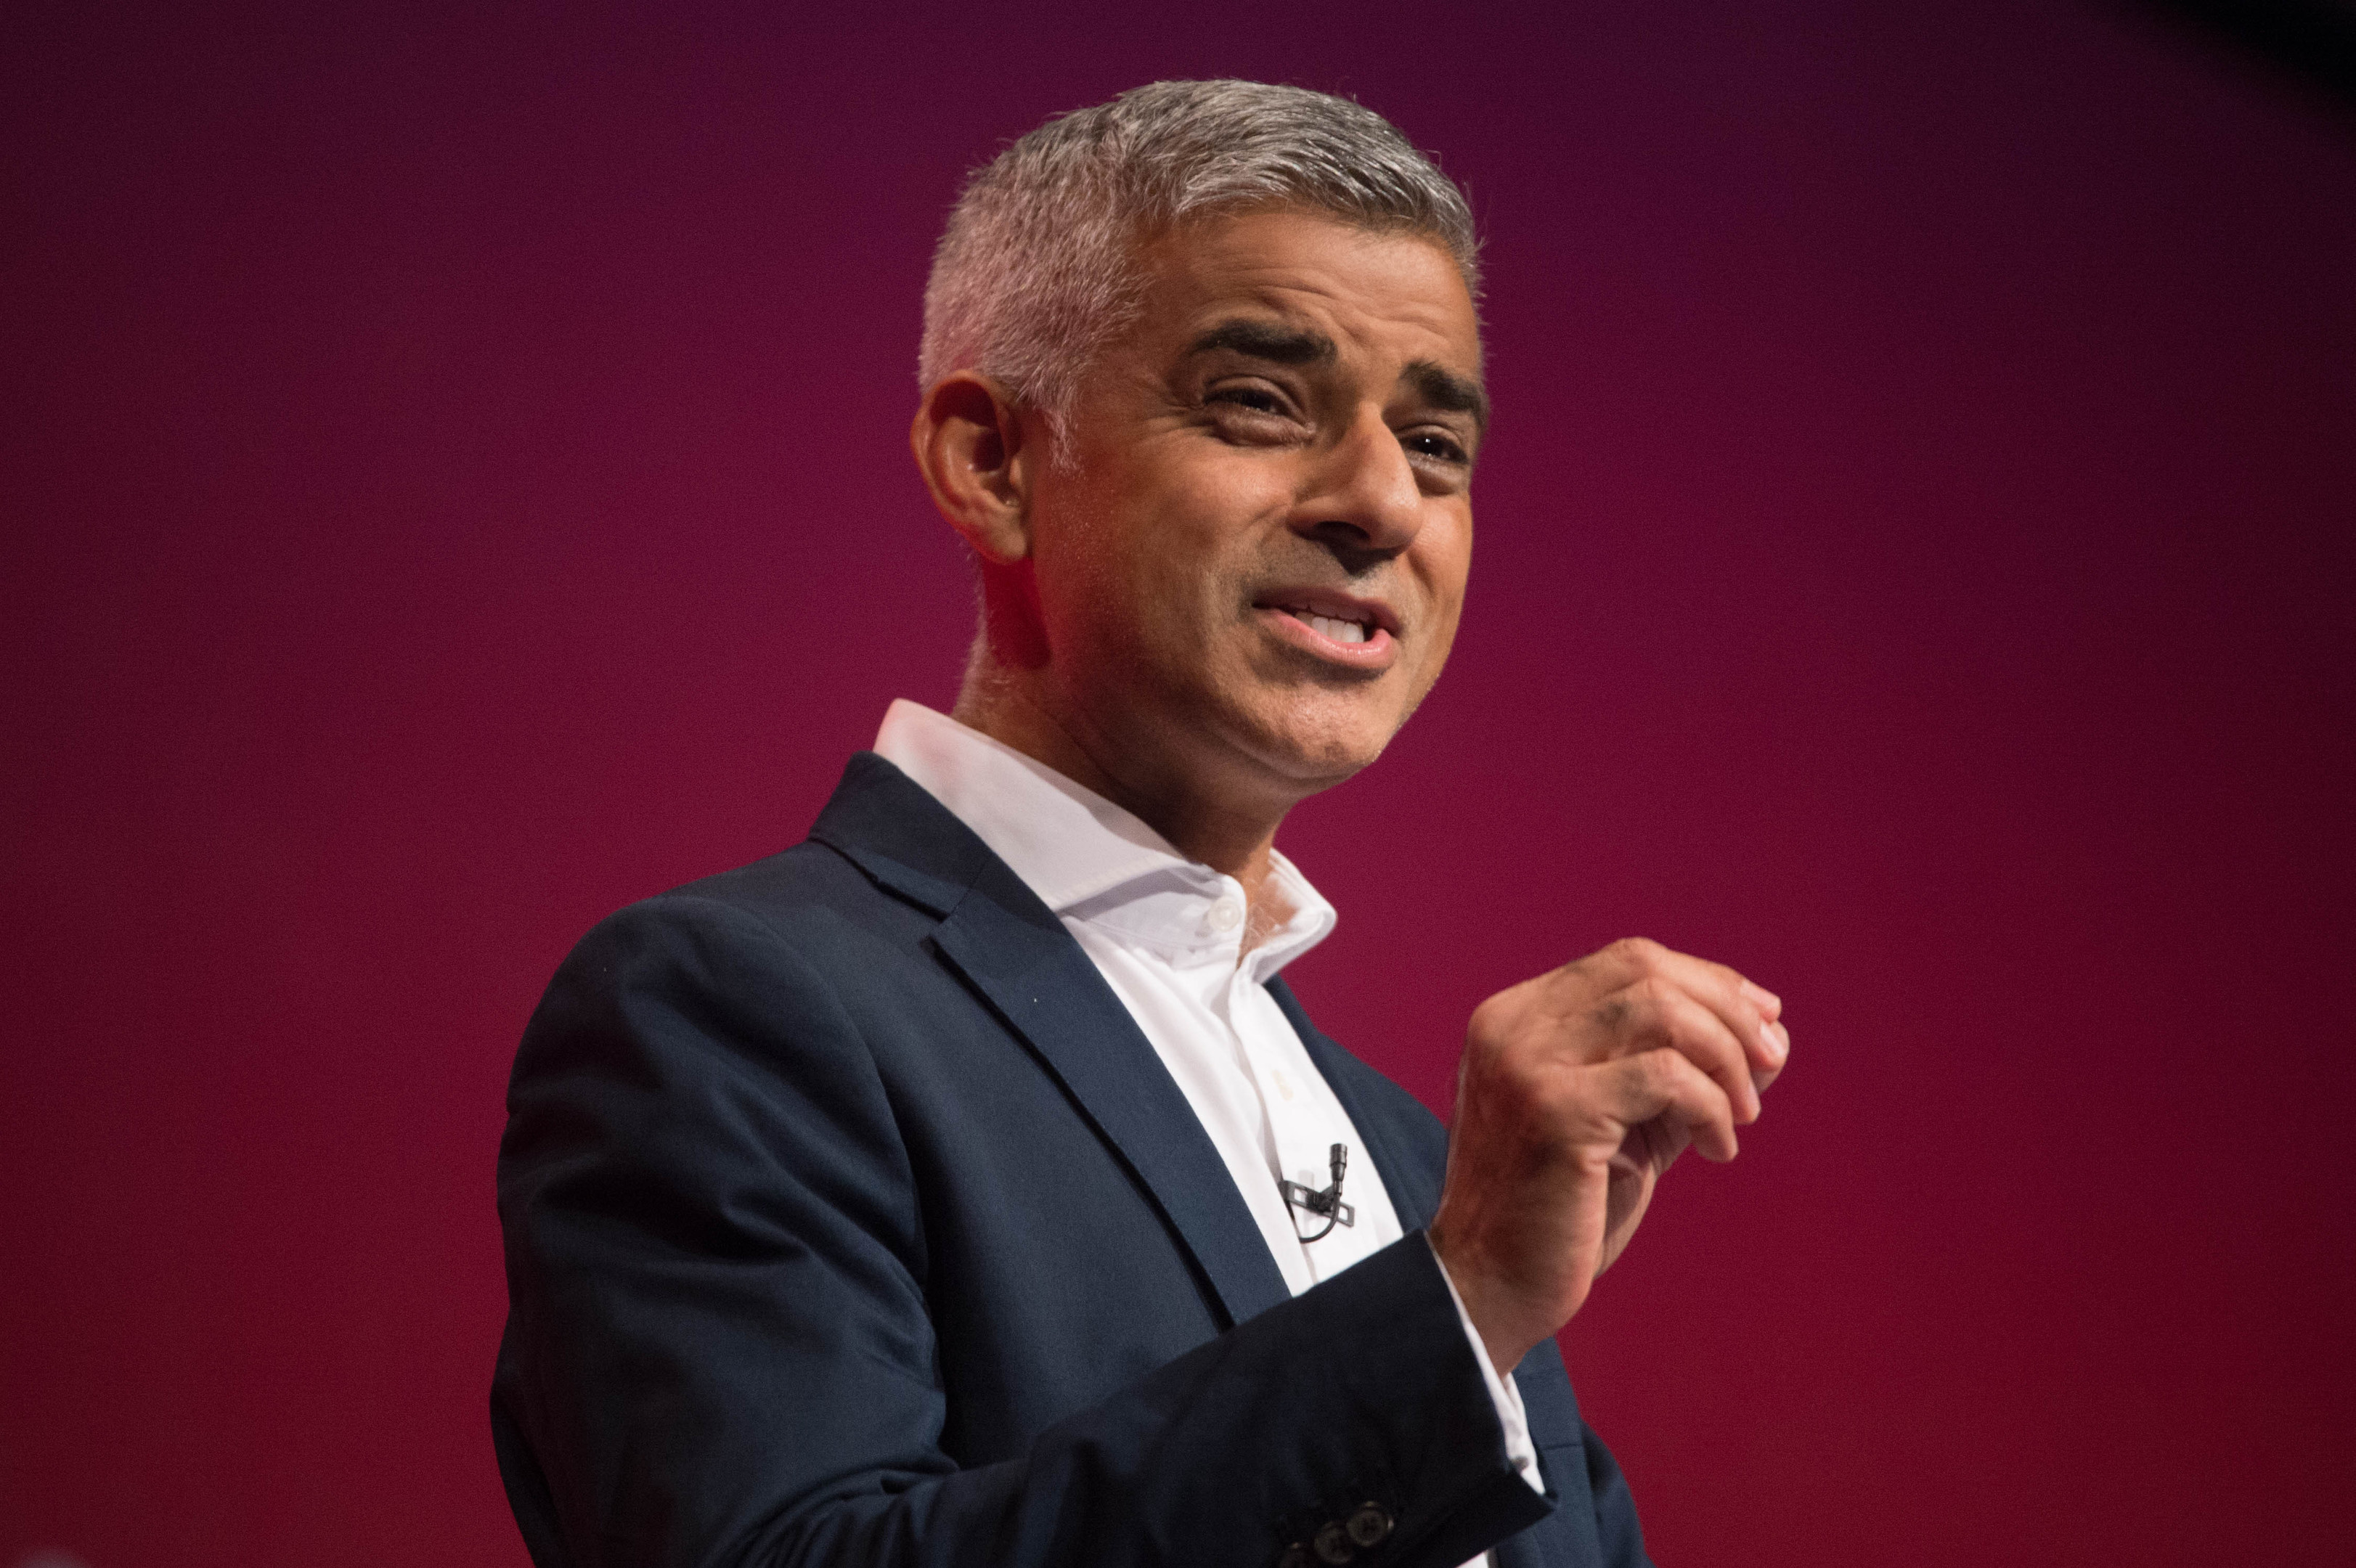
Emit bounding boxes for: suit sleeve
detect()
[492,894,1553,1568]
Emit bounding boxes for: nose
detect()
[1292,404,1424,570]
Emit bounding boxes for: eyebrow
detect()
[1185,319,1337,366]
[1406,359,1489,431]
[1183,317,1489,431]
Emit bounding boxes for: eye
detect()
[1402,430,1470,466]
[1207,383,1292,417]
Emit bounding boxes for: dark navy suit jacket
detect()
[493,753,1650,1568]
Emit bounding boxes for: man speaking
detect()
[492,79,1789,1568]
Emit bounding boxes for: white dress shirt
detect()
[873,701,1541,1544]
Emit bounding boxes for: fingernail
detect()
[1760,1018,1788,1063]
[1740,979,1782,1017]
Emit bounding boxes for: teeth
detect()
[1299,612,1368,645]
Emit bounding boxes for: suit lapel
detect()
[812,753,1293,1331]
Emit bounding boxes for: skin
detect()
[909,206,1790,1375]
[913,208,1483,907]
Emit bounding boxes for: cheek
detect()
[1116,469,1282,619]
[1414,524,1474,645]
[1033,481,1219,671]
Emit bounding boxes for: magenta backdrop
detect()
[7,3,2352,1564]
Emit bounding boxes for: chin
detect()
[1229,693,1403,791]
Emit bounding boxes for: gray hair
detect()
[918,80,1480,444]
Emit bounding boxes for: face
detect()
[1019,208,1485,812]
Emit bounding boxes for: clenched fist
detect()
[1427,938,1790,1373]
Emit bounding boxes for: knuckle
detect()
[1608,976,1677,1043]
[1466,995,1508,1049]
[1656,1050,1712,1103]
[1467,989,1534,1055]
[1610,936,1663,970]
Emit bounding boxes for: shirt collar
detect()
[871,700,1336,971]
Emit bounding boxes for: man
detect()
[493,80,1788,1568]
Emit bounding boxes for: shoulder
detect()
[556,833,937,995]
[515,835,950,1097]
[668,833,932,947]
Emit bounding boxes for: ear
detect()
[909,372,1036,564]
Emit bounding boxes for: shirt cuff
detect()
[1427,1235,1544,1494]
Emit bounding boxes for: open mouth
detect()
[1273,603,1376,645]
[1256,592,1399,662]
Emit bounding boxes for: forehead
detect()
[1125,208,1483,373]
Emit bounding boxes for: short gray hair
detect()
[918,80,1480,443]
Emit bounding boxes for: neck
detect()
[949,642,1292,915]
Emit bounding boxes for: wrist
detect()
[1427,1224,1541,1375]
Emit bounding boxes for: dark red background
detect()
[7,3,2352,1564]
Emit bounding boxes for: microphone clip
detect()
[1280,1143,1356,1243]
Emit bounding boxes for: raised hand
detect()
[1427,938,1789,1373]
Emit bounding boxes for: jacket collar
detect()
[806,750,992,918]
[810,751,1296,1329]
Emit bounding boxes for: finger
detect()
[1629,977,1763,1123]
[1592,1047,1739,1162]
[1668,953,1788,1078]
[1626,1105,1694,1181]
[1605,938,1790,1080]
[1751,1021,1790,1098]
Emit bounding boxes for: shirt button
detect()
[1208,899,1242,933]
[1346,1503,1394,1548]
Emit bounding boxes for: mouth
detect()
[1254,589,1401,666]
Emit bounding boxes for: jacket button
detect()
[1278,1546,1311,1568]
[1346,1503,1394,1548]
[1313,1521,1356,1563]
